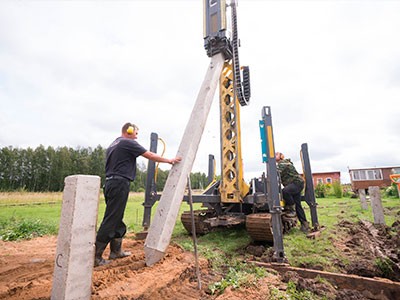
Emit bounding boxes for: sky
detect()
[1,0,399,184]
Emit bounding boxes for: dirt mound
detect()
[244,219,400,299]
[0,236,56,299]
[335,219,400,281]
[281,271,338,299]
[0,234,281,300]
[1,219,399,299]
[0,235,213,300]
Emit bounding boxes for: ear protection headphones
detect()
[127,126,134,134]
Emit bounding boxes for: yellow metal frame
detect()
[219,61,249,203]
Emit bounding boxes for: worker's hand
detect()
[169,156,182,165]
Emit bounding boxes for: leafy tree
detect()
[32,145,50,191]
[0,147,19,190]
[155,168,169,192]
[131,162,146,192]
[46,146,58,191]
[89,145,106,182]
[0,145,208,192]
[190,172,208,190]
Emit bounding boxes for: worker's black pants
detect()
[282,182,307,223]
[96,177,130,244]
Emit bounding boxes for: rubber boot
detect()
[109,238,131,260]
[94,241,110,267]
[300,221,310,233]
[284,204,296,218]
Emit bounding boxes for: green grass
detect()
[283,196,399,272]
[208,263,267,295]
[313,197,399,228]
[0,192,203,240]
[0,202,62,240]
[0,217,58,241]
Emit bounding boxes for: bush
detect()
[331,181,343,198]
[314,183,327,198]
[0,217,57,241]
[384,184,399,198]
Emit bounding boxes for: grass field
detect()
[0,192,203,240]
[0,192,62,205]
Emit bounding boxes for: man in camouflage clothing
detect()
[276,152,309,233]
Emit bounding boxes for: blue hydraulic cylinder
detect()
[259,120,267,163]
[260,106,285,263]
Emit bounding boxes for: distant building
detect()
[311,171,341,186]
[348,166,400,192]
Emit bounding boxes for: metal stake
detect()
[187,176,202,290]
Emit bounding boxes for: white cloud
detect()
[1,0,399,184]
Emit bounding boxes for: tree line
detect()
[0,145,208,192]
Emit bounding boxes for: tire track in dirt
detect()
[0,236,217,300]
[0,236,56,300]
[92,240,210,299]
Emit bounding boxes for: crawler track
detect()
[245,213,274,242]
[182,210,275,242]
[181,210,216,235]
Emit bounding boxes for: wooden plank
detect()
[144,53,225,266]
[250,261,400,300]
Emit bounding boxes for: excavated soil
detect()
[0,234,281,300]
[333,219,400,281]
[1,219,399,299]
[247,219,400,299]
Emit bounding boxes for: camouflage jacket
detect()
[277,158,304,187]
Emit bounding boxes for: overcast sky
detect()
[1,0,399,184]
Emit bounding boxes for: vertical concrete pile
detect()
[51,175,100,300]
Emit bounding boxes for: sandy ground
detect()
[0,234,280,300]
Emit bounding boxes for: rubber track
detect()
[245,213,274,242]
[180,210,215,235]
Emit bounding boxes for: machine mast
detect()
[143,0,318,265]
[204,0,251,203]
